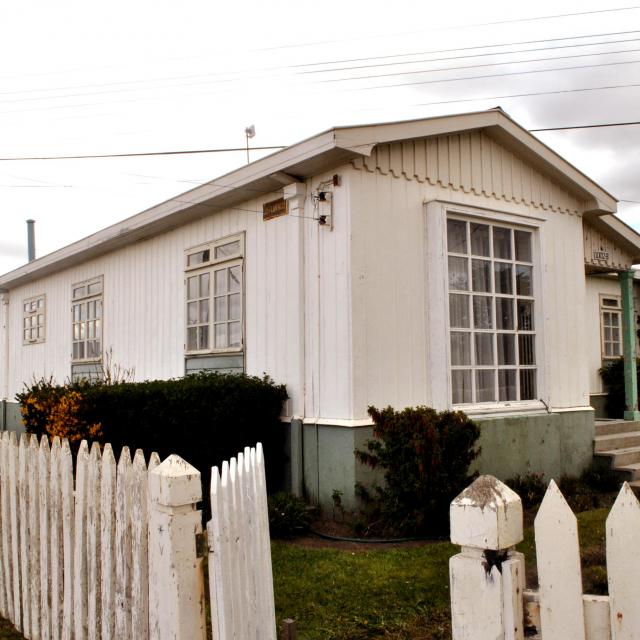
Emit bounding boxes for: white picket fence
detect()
[0,431,276,640]
[449,474,640,640]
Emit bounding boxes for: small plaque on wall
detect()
[593,250,610,261]
[263,198,288,221]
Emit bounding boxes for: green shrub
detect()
[505,473,546,509]
[268,492,314,539]
[17,373,289,501]
[599,358,640,418]
[355,405,480,537]
[580,462,621,493]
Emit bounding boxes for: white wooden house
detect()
[1,108,640,509]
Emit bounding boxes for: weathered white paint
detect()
[18,435,30,639]
[9,432,21,633]
[148,454,206,640]
[0,437,6,621]
[535,480,586,640]
[450,477,640,640]
[115,447,132,639]
[73,440,89,640]
[60,439,74,640]
[39,436,50,640]
[450,475,523,550]
[606,483,640,639]
[207,443,277,640]
[100,443,116,640]
[28,434,40,640]
[87,442,102,640]
[50,437,63,640]
[131,449,149,640]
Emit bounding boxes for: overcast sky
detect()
[0,0,639,274]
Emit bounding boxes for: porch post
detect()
[619,269,640,420]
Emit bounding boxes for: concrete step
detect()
[595,420,640,437]
[595,446,640,468]
[614,462,640,481]
[594,431,640,452]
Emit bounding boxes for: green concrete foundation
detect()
[472,409,595,481]
[300,422,381,513]
[289,409,595,511]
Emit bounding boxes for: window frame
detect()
[184,234,245,356]
[71,275,103,363]
[600,294,622,360]
[22,294,46,345]
[444,209,546,414]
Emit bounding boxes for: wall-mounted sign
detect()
[593,250,610,261]
[263,198,288,221]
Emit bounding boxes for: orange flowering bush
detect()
[17,378,102,444]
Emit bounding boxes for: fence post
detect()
[449,475,525,640]
[148,454,206,640]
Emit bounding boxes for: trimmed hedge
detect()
[356,405,480,537]
[17,373,289,497]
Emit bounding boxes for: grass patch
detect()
[273,507,610,638]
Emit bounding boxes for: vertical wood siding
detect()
[3,174,354,422]
[351,131,583,215]
[349,160,589,416]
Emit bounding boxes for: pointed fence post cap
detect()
[149,454,202,507]
[450,475,523,550]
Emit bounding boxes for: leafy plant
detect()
[355,405,480,537]
[505,473,546,509]
[268,492,314,539]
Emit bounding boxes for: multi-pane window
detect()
[601,296,622,358]
[22,295,45,344]
[71,277,103,361]
[447,217,537,405]
[185,236,243,353]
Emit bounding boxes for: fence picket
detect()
[39,436,50,640]
[131,449,149,639]
[9,433,21,632]
[0,433,13,623]
[28,435,40,640]
[49,438,63,640]
[1,436,276,640]
[255,444,276,640]
[18,436,30,639]
[87,442,102,640]
[115,447,132,639]
[0,434,5,621]
[100,444,117,640]
[607,482,640,639]
[535,480,586,640]
[73,441,89,640]
[60,439,74,640]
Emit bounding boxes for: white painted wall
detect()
[0,134,604,423]
[348,164,590,417]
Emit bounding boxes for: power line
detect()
[0,146,286,162]
[324,45,640,84]
[295,29,640,69]
[359,58,640,91]
[301,34,640,75]
[257,5,640,52]
[532,121,640,131]
[415,82,640,107]
[0,30,635,104]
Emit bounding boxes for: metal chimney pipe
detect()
[26,219,35,262]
